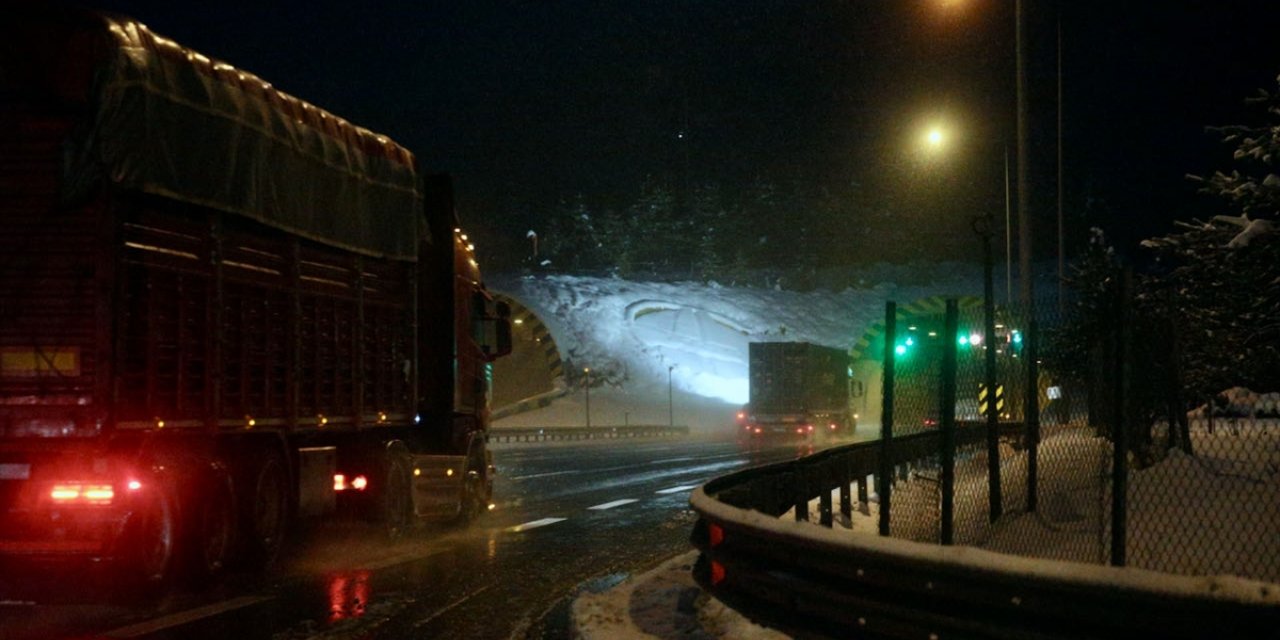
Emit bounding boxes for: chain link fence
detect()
[872,293,1279,584]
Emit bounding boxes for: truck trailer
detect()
[0,7,510,586]
[740,342,854,441]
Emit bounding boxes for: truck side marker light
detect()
[446,468,454,477]
[156,419,165,429]
[246,416,256,428]
[487,504,496,511]
[413,468,421,477]
[377,412,387,423]
[334,474,347,491]
[318,415,328,426]
[711,561,726,586]
[351,475,368,491]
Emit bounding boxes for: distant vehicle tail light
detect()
[49,483,115,506]
[334,474,369,492]
[829,423,838,430]
[806,425,814,432]
[753,427,762,434]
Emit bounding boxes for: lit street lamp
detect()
[918,122,1004,520]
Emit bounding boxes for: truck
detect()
[0,6,510,586]
[739,342,854,441]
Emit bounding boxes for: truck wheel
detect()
[186,472,234,583]
[454,457,487,525]
[124,483,177,589]
[382,454,414,539]
[239,450,288,568]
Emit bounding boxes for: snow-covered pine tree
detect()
[1142,73,1280,408]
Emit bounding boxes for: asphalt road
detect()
[0,435,828,640]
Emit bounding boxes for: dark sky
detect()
[88,0,1280,261]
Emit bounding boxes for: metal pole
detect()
[1110,272,1130,566]
[668,365,675,429]
[878,302,896,537]
[1017,0,1033,310]
[940,299,959,545]
[983,224,1003,522]
[1005,147,1013,307]
[584,367,591,430]
[1026,320,1040,513]
[1057,14,1065,314]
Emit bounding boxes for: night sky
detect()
[87,0,1280,265]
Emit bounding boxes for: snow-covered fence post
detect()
[878,302,897,536]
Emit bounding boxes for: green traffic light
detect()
[895,344,907,356]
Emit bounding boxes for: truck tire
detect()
[382,454,414,539]
[453,453,487,525]
[185,470,234,584]
[123,481,178,589]
[239,449,288,568]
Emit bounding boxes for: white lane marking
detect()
[506,517,567,532]
[648,456,697,464]
[588,498,639,510]
[508,469,584,480]
[655,484,700,495]
[415,584,493,629]
[104,595,274,638]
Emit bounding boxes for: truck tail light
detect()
[334,474,369,492]
[49,483,115,506]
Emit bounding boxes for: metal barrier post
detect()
[878,302,897,536]
[794,469,810,522]
[940,299,958,545]
[984,262,1002,522]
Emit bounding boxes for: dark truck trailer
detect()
[741,342,854,440]
[0,7,509,586]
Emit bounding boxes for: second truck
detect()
[739,342,856,441]
[0,7,511,586]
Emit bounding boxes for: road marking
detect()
[509,469,583,480]
[648,456,697,464]
[416,583,493,629]
[506,517,567,532]
[655,484,699,495]
[103,595,274,638]
[588,498,639,510]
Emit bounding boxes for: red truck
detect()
[0,7,510,586]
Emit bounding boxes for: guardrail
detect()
[689,434,1279,639]
[489,425,689,443]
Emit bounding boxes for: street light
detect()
[917,121,1004,521]
[667,365,676,429]
[586,366,593,430]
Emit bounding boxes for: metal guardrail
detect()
[689,434,1279,639]
[489,425,689,443]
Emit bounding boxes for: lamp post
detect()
[667,365,675,429]
[583,367,591,429]
[920,122,1003,521]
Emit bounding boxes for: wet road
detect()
[0,436,828,640]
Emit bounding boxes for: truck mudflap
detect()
[408,454,468,519]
